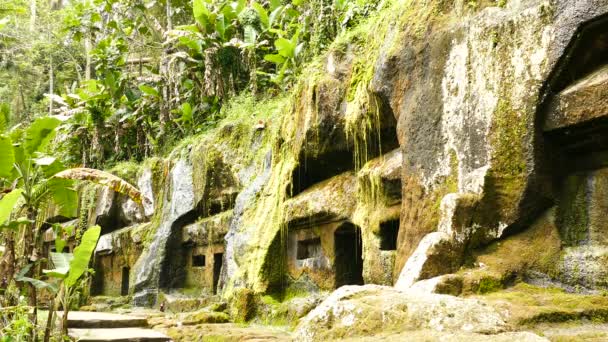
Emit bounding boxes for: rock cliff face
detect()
[80,0,608,339]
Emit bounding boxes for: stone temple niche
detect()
[121,267,130,296]
[297,237,322,260]
[334,222,364,287]
[175,212,231,294]
[287,220,364,290]
[543,15,608,288]
[290,150,355,197]
[379,219,399,251]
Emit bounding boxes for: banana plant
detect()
[0,115,144,315]
[0,116,78,308]
[16,226,101,338]
[43,225,101,335]
[263,28,303,85]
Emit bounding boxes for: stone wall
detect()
[81,0,608,307]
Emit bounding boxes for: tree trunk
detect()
[22,208,37,305]
[61,288,70,336]
[159,58,169,149]
[0,231,16,305]
[43,298,55,342]
[166,0,172,31]
[85,37,92,81]
[29,0,36,32]
[49,54,54,115]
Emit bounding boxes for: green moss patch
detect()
[479,283,608,326]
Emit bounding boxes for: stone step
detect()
[63,311,148,329]
[68,328,171,342]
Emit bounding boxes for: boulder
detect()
[295,285,507,341]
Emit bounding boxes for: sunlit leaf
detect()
[138,85,159,97]
[53,168,143,204]
[23,117,61,156]
[252,2,269,29]
[65,226,100,288]
[0,135,14,178]
[0,189,23,226]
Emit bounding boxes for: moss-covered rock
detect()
[181,310,230,325]
[229,287,256,323]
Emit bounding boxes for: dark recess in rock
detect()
[334,222,364,287]
[159,209,200,289]
[379,219,399,251]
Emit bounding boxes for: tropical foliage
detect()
[0,0,385,339]
[0,116,140,340]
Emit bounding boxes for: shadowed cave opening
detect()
[121,267,130,296]
[213,253,223,294]
[549,14,608,94]
[334,222,364,287]
[159,209,200,289]
[290,150,355,197]
[542,14,608,247]
[297,237,322,260]
[379,219,399,251]
[290,104,400,197]
[192,253,206,267]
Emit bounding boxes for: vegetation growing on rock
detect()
[3,0,608,341]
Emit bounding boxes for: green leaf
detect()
[275,38,295,58]
[39,157,66,179]
[234,0,247,15]
[193,0,211,27]
[181,103,193,122]
[55,238,67,254]
[244,25,258,45]
[264,54,285,64]
[252,2,269,29]
[65,226,101,288]
[49,178,78,218]
[1,217,33,231]
[23,117,61,156]
[43,252,73,279]
[0,189,23,226]
[0,135,14,179]
[0,102,10,133]
[269,6,284,28]
[215,14,226,40]
[0,17,9,31]
[138,85,159,97]
[16,264,58,293]
[53,168,143,204]
[269,0,281,11]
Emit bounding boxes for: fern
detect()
[0,102,10,133]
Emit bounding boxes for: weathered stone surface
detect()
[191,141,241,217]
[284,172,357,227]
[395,232,462,291]
[557,246,608,291]
[254,293,326,328]
[81,4,608,341]
[182,211,232,246]
[138,167,156,218]
[455,208,561,295]
[64,311,148,329]
[295,285,507,341]
[544,65,608,131]
[69,328,171,342]
[162,322,291,341]
[180,310,230,325]
[133,159,196,305]
[478,283,608,326]
[92,224,147,296]
[160,293,218,313]
[342,331,548,342]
